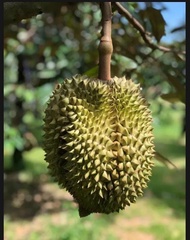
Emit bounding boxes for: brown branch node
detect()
[98,3,113,81]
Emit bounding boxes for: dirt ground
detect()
[4,172,157,240]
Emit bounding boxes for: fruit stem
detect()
[98,2,113,81]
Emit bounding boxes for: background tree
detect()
[4,2,185,169]
[4,2,185,238]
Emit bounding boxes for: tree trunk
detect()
[11,54,25,170]
[12,147,25,170]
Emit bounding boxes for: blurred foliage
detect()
[4,2,185,166]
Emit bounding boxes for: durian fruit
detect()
[43,75,155,217]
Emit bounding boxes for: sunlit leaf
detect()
[4,84,15,96]
[112,54,137,69]
[15,85,25,98]
[37,70,58,79]
[23,112,35,124]
[56,59,68,69]
[23,90,35,102]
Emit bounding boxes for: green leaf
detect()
[4,140,14,153]
[56,59,68,69]
[7,38,20,49]
[161,92,181,103]
[154,151,177,169]
[83,66,98,78]
[4,84,15,96]
[37,69,58,79]
[163,73,185,104]
[23,89,35,102]
[15,85,24,98]
[112,54,137,69]
[170,24,185,33]
[4,125,25,151]
[139,7,166,42]
[23,112,35,124]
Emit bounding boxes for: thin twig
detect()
[98,2,113,81]
[114,2,186,55]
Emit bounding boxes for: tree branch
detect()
[4,2,76,26]
[98,2,113,81]
[114,2,186,55]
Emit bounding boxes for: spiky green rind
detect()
[43,75,155,217]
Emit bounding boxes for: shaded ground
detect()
[4,173,75,221]
[4,164,185,240]
[4,166,185,222]
[4,171,156,240]
[4,139,185,240]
